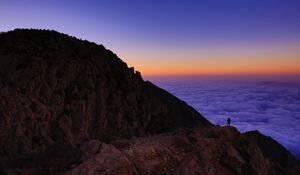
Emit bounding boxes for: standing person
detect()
[227,117,231,126]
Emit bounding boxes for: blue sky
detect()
[1,0,300,75]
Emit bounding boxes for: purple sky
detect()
[1,0,300,75]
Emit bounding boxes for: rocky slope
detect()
[0,29,299,174]
[65,127,299,175]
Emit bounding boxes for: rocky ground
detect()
[5,127,300,175]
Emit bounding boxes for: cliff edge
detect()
[0,29,298,174]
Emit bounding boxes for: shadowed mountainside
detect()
[0,29,298,174]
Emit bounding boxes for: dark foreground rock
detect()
[4,127,300,175]
[0,29,299,174]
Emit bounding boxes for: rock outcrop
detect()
[4,127,300,175]
[0,29,299,174]
[64,127,300,175]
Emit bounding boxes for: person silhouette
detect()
[227,117,231,126]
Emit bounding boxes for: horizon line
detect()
[142,73,300,77]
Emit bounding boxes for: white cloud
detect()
[151,78,300,159]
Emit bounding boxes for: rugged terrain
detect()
[0,29,299,174]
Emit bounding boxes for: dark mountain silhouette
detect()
[0,29,299,174]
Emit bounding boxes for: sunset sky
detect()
[1,0,300,75]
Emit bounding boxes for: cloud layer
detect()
[150,77,300,159]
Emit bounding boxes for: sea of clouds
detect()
[147,76,300,159]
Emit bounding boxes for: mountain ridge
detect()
[0,29,298,174]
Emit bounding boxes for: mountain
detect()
[0,29,299,174]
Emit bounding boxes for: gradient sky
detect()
[1,0,300,75]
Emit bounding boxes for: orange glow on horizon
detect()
[123,56,300,76]
[136,66,300,76]
[119,44,300,76]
